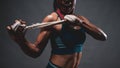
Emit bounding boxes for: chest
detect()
[52,22,82,32]
[51,22,86,45]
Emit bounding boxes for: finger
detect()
[6,26,12,30]
[6,25,15,32]
[77,16,84,20]
[6,25,16,36]
[64,15,76,22]
[21,20,26,24]
[80,16,88,20]
[18,19,26,24]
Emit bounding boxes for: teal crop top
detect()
[50,10,86,54]
[50,22,86,54]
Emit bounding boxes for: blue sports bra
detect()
[50,10,86,55]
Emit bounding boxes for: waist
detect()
[51,44,83,55]
[49,52,82,67]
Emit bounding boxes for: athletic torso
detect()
[49,9,86,68]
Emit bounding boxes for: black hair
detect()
[53,0,59,11]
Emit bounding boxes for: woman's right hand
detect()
[6,19,27,42]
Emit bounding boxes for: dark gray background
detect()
[0,0,120,68]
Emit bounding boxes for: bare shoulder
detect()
[42,12,58,22]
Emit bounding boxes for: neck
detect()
[56,9,65,19]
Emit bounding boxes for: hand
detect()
[64,15,83,24]
[64,15,84,30]
[6,19,27,42]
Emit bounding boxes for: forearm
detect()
[81,21,107,41]
[7,14,55,58]
[15,28,50,58]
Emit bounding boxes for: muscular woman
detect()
[7,0,107,68]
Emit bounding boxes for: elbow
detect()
[31,49,43,58]
[26,49,42,58]
[96,33,107,41]
[99,34,107,41]
[28,52,41,58]
[100,32,107,41]
[30,47,43,58]
[103,34,107,41]
[97,29,108,41]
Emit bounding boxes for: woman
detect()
[7,0,107,68]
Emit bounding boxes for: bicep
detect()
[35,29,51,45]
[34,14,55,47]
[34,13,57,47]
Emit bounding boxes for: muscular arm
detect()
[7,12,58,58]
[17,28,51,58]
[79,16,107,41]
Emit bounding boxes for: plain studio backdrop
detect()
[0,0,120,68]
